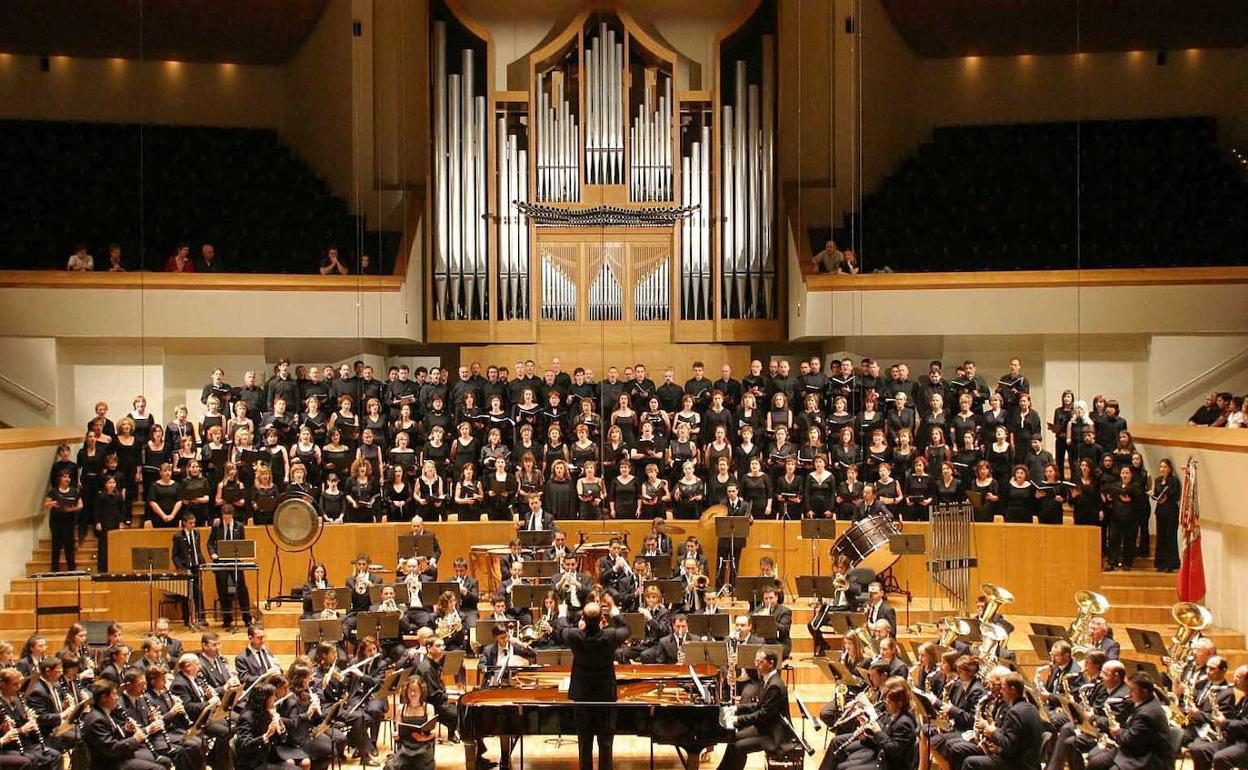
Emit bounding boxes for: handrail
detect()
[0,373,54,412]
[1155,347,1248,412]
[803,265,1248,291]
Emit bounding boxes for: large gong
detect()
[271,491,323,551]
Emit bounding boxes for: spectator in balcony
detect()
[1210,391,1236,427]
[1227,396,1247,428]
[105,243,126,272]
[1186,392,1221,426]
[66,243,94,272]
[198,243,223,273]
[358,254,377,275]
[812,239,858,274]
[164,243,195,273]
[319,246,349,276]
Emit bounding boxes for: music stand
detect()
[714,517,752,586]
[814,657,865,688]
[1030,622,1067,638]
[734,577,781,608]
[620,613,646,641]
[512,585,547,609]
[441,651,466,680]
[749,615,779,639]
[377,668,404,700]
[310,588,349,612]
[354,611,401,642]
[737,643,784,670]
[796,575,843,600]
[799,519,839,578]
[419,582,463,607]
[683,641,728,668]
[397,534,440,560]
[216,540,256,628]
[536,649,574,666]
[686,614,730,639]
[1028,634,1063,658]
[313,700,345,737]
[1126,628,1168,656]
[1120,657,1162,681]
[130,547,171,631]
[299,618,344,646]
[518,531,554,549]
[887,533,925,632]
[828,611,867,635]
[645,579,686,606]
[476,619,512,645]
[642,554,673,578]
[526,560,561,579]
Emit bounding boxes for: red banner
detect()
[1177,460,1206,602]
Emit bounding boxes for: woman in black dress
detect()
[1050,389,1075,479]
[1034,462,1067,525]
[571,396,601,444]
[420,425,451,480]
[515,452,544,511]
[180,458,213,526]
[735,392,764,439]
[345,458,379,523]
[874,462,903,510]
[702,390,734,448]
[835,465,865,520]
[113,417,143,503]
[321,429,353,482]
[610,393,638,447]
[412,461,447,522]
[454,464,484,521]
[543,460,576,519]
[575,460,605,520]
[539,425,570,478]
[386,677,436,770]
[933,461,963,505]
[638,462,670,520]
[362,399,389,452]
[1128,452,1151,558]
[863,429,891,484]
[766,392,793,439]
[830,426,859,484]
[251,465,281,525]
[901,455,935,521]
[384,465,413,522]
[1105,465,1139,571]
[1003,465,1036,524]
[804,453,836,518]
[950,393,979,453]
[610,459,640,520]
[856,392,885,454]
[77,432,105,541]
[540,390,567,442]
[705,456,736,506]
[984,425,1013,494]
[512,389,542,435]
[291,427,323,487]
[301,395,330,446]
[951,430,981,480]
[328,396,360,453]
[767,426,798,482]
[569,423,599,478]
[146,462,181,528]
[967,460,999,523]
[92,475,125,571]
[672,461,705,520]
[215,461,248,518]
[1151,459,1182,572]
[640,397,671,443]
[484,458,517,521]
[1070,458,1101,527]
[235,683,306,770]
[421,395,452,441]
[979,393,1007,447]
[320,473,345,523]
[885,392,918,446]
[664,422,698,484]
[741,457,774,519]
[141,423,171,501]
[45,469,83,572]
[773,457,803,520]
[1011,393,1042,464]
[449,422,481,482]
[889,429,917,480]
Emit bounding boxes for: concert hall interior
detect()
[1,1,1247,770]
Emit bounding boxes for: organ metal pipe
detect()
[475,95,488,318]
[699,123,710,318]
[720,104,733,318]
[433,23,448,319]
[447,72,461,319]
[761,34,775,316]
[461,51,476,318]
[745,82,759,318]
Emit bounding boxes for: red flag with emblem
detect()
[1177,459,1205,602]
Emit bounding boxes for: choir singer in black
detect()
[556,601,630,770]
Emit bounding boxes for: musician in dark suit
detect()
[1086,673,1173,770]
[718,649,789,770]
[863,583,897,638]
[1087,617,1121,660]
[557,602,631,770]
[1181,656,1236,747]
[641,615,692,665]
[194,633,234,692]
[24,658,76,749]
[964,672,1044,770]
[714,485,751,585]
[170,654,231,770]
[170,514,207,626]
[1188,664,1248,770]
[551,555,593,622]
[205,505,252,628]
[928,656,987,755]
[809,556,861,656]
[233,626,280,688]
[478,625,537,680]
[152,618,183,664]
[517,497,555,532]
[852,484,894,522]
[875,638,909,680]
[80,679,164,770]
[754,586,793,659]
[345,555,382,615]
[99,645,131,685]
[545,531,574,563]
[825,675,917,770]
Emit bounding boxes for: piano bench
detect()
[764,745,805,770]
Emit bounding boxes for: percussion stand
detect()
[885,534,925,634]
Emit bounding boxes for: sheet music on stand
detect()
[641,554,673,578]
[397,534,440,559]
[130,547,171,631]
[536,649,574,666]
[683,641,728,669]
[512,584,548,609]
[518,531,555,549]
[685,614,729,639]
[299,618,344,645]
[368,583,411,605]
[526,560,561,579]
[310,587,350,612]
[419,582,463,607]
[354,611,401,641]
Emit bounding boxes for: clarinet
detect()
[112,710,156,755]
[2,715,24,755]
[15,695,47,751]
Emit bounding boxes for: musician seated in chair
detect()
[863,583,897,637]
[1083,673,1174,770]
[170,653,231,770]
[346,555,382,616]
[852,484,894,522]
[824,675,917,770]
[931,665,1010,770]
[715,649,789,770]
[962,672,1043,770]
[144,665,206,770]
[1181,656,1236,748]
[550,555,593,624]
[80,678,161,770]
[235,625,282,688]
[25,656,79,750]
[756,586,793,660]
[1188,663,1248,770]
[641,614,691,665]
[478,624,537,681]
[116,667,200,770]
[755,556,785,605]
[874,637,909,679]
[809,555,861,656]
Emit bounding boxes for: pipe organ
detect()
[427,1,780,344]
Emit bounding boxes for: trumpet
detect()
[692,574,710,591]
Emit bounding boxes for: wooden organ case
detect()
[427,0,781,359]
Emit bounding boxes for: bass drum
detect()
[830,514,901,575]
[272,491,323,551]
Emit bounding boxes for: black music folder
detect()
[310,587,349,612]
[686,614,730,639]
[299,618,344,644]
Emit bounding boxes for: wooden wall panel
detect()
[107,521,1099,621]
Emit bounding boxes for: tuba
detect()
[1068,589,1110,658]
[1166,602,1213,677]
[977,622,1009,666]
[977,583,1014,624]
[938,617,972,647]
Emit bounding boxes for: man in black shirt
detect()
[198,243,223,273]
[995,357,1030,417]
[769,360,796,404]
[234,370,266,422]
[1187,393,1222,426]
[684,361,713,412]
[549,357,573,392]
[654,368,684,413]
[626,364,657,413]
[265,358,299,411]
[357,365,384,410]
[384,365,418,418]
[742,359,769,400]
[715,364,742,411]
[332,363,360,409]
[481,366,509,409]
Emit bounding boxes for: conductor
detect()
[557,601,630,770]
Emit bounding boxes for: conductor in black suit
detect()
[206,504,252,628]
[717,649,789,770]
[170,513,207,626]
[557,601,630,770]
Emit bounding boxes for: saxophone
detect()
[1098,701,1120,749]
[934,678,956,732]
[1196,685,1229,742]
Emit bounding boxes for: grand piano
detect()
[458,663,733,769]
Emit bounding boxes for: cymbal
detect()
[655,522,687,535]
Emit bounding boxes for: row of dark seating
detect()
[0,120,397,273]
[815,116,1247,271]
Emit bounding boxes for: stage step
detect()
[1099,584,1179,605]
[1103,603,1182,625]
[1101,569,1177,588]
[3,589,112,611]
[0,607,114,630]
